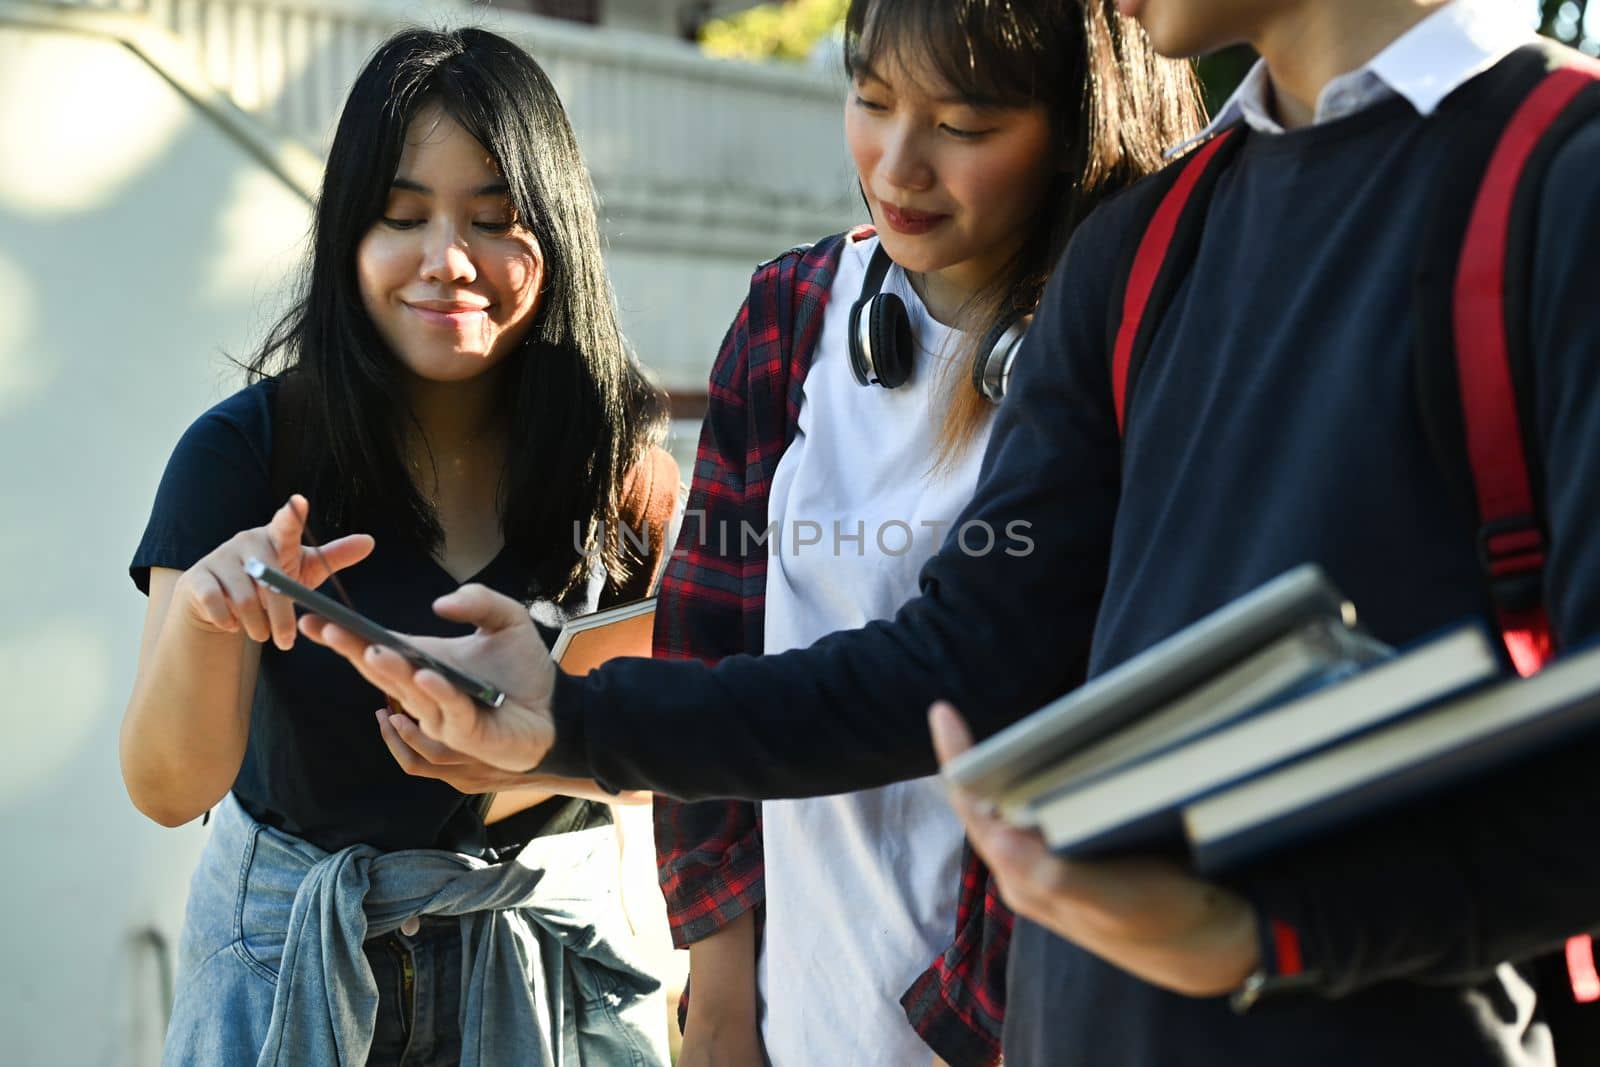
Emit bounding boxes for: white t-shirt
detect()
[758,234,995,1065]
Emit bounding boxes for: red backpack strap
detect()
[1448,49,1600,1023]
[1453,55,1600,678]
[1111,128,1244,432]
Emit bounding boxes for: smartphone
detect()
[245,558,506,709]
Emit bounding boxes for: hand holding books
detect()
[940,564,1600,877]
[929,701,1263,997]
[925,561,1600,1006]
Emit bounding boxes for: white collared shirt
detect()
[1174,0,1536,153]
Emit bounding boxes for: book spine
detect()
[1189,688,1600,875]
[1048,808,1184,859]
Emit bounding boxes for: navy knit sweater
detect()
[548,57,1600,1065]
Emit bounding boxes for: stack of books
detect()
[944,565,1600,874]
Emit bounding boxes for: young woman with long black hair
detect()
[122,27,674,1065]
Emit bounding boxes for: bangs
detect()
[844,0,1065,108]
[383,70,535,227]
[429,87,535,220]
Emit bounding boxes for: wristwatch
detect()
[1229,965,1324,1013]
[1230,917,1323,1013]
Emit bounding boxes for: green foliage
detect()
[1195,47,1256,117]
[700,0,849,63]
[1540,0,1597,53]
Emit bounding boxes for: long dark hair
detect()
[250,27,666,599]
[843,0,1203,463]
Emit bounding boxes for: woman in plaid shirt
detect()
[654,3,1201,1063]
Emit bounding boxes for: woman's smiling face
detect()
[844,52,1055,311]
[357,106,545,385]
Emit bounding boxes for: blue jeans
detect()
[364,917,463,1066]
[163,793,668,1066]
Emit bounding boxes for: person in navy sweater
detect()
[304,0,1600,1062]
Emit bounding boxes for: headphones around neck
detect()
[846,242,1030,404]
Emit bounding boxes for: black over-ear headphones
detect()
[846,243,1030,404]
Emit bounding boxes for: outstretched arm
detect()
[299,213,1128,801]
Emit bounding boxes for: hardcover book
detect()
[944,565,1353,800]
[1183,639,1600,873]
[1032,623,1500,858]
[550,597,657,675]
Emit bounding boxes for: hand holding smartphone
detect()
[245,558,506,709]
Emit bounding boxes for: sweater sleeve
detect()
[540,201,1132,802]
[1240,116,1600,996]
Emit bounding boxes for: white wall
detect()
[0,23,313,1066]
[609,245,760,390]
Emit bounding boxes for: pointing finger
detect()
[267,495,310,568]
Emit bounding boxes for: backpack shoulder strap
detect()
[1420,45,1600,1028]
[1110,127,1246,432]
[1425,44,1600,677]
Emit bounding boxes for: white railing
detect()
[38,0,858,250]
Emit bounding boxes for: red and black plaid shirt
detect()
[651,230,1009,1066]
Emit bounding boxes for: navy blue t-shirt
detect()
[131,378,606,853]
